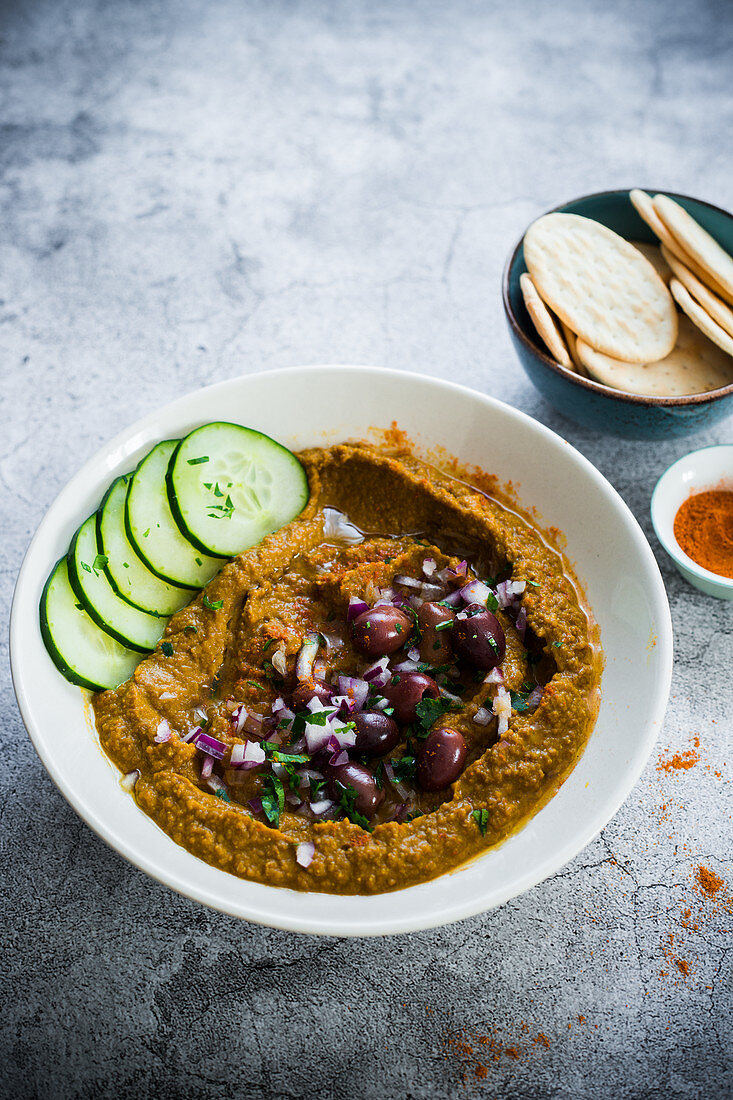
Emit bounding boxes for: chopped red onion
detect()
[371,695,389,711]
[337,675,369,711]
[408,594,424,610]
[515,606,527,640]
[271,646,288,676]
[393,574,422,589]
[159,691,175,701]
[363,656,391,687]
[205,775,229,798]
[200,755,214,779]
[473,706,493,726]
[422,558,437,577]
[286,792,303,808]
[420,582,445,601]
[347,596,370,622]
[407,645,421,662]
[309,798,334,816]
[493,685,512,737]
[271,762,288,779]
[440,589,462,607]
[242,740,266,767]
[248,797,263,814]
[182,725,202,744]
[236,707,266,737]
[120,769,139,792]
[296,840,315,868]
[439,687,462,704]
[459,579,491,606]
[495,579,527,609]
[196,732,227,759]
[525,685,543,711]
[483,667,505,684]
[154,719,172,744]
[295,634,319,680]
[329,749,349,767]
[497,715,509,736]
[393,659,420,673]
[322,507,364,545]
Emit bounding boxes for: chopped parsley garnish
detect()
[80,561,92,573]
[485,590,499,612]
[412,696,459,737]
[390,754,416,783]
[471,808,489,835]
[214,788,232,803]
[335,782,372,831]
[510,690,532,712]
[202,594,224,611]
[262,637,275,651]
[92,553,108,571]
[373,760,384,790]
[435,620,454,632]
[527,579,541,588]
[187,456,209,465]
[74,602,84,611]
[406,809,424,822]
[195,557,202,566]
[161,642,174,657]
[310,776,327,800]
[143,528,150,538]
[184,625,198,634]
[261,774,285,827]
[122,562,129,568]
[552,640,562,648]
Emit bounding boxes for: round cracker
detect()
[662,246,733,339]
[523,212,677,364]
[576,313,733,396]
[629,190,731,301]
[670,277,733,358]
[629,241,672,284]
[653,194,733,301]
[520,272,572,367]
[557,317,589,377]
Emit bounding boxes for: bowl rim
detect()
[10,365,674,935]
[502,187,733,408]
[650,442,733,591]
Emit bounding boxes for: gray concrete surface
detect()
[2,1,731,1096]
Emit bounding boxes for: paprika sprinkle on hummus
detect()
[673,489,733,578]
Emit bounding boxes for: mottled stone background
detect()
[2,0,731,1096]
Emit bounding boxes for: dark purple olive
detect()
[325,760,384,817]
[417,727,467,791]
[291,676,333,712]
[451,603,506,670]
[353,711,401,757]
[351,606,413,657]
[382,671,440,724]
[418,601,455,665]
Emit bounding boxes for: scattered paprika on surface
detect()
[673,489,733,578]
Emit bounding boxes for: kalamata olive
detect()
[382,671,440,724]
[417,727,467,791]
[353,711,401,757]
[325,760,384,817]
[418,601,455,665]
[351,606,413,657]
[451,603,506,670]
[291,676,333,712]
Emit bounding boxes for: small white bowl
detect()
[651,445,733,600]
[11,366,673,935]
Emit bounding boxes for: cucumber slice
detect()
[40,558,141,691]
[68,516,165,653]
[126,440,221,589]
[167,422,309,558]
[98,475,193,616]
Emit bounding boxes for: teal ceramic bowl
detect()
[502,189,733,440]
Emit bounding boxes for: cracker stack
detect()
[519,194,733,398]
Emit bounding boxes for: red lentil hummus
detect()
[93,443,601,894]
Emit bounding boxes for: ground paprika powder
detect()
[673,489,733,578]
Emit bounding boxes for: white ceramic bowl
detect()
[11,367,673,936]
[651,444,733,600]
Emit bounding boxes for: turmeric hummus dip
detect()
[93,443,601,894]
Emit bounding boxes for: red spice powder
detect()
[695,864,725,898]
[673,489,733,579]
[657,735,701,773]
